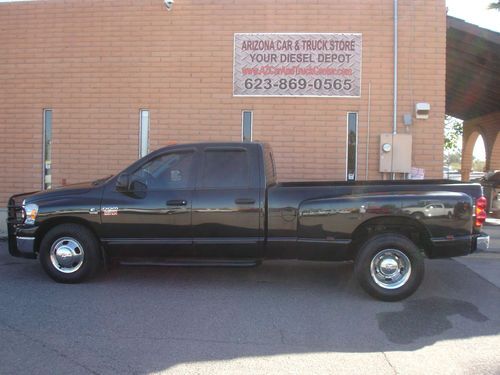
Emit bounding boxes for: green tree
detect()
[443,116,463,172]
[489,1,500,10]
[472,157,485,172]
[444,115,463,153]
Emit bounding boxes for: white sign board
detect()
[233,33,362,97]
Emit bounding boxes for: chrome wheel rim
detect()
[370,248,411,289]
[49,237,84,274]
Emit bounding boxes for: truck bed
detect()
[266,179,483,260]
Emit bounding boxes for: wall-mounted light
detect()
[415,102,430,119]
[164,0,174,11]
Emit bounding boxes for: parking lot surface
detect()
[0,239,499,375]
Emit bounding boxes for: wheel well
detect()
[35,217,102,257]
[350,216,432,258]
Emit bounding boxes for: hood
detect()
[10,177,112,206]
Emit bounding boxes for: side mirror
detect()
[130,179,147,193]
[116,173,130,191]
[129,179,147,198]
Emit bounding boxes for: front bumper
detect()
[16,236,35,255]
[7,198,37,259]
[7,223,37,259]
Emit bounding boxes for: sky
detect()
[474,136,486,161]
[446,0,499,32]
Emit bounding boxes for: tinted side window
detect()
[202,150,249,188]
[131,151,194,190]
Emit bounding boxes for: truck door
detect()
[192,146,263,259]
[100,148,197,257]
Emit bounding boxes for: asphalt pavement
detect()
[0,237,499,374]
[484,218,500,251]
[455,219,500,289]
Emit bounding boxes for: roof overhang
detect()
[446,16,500,121]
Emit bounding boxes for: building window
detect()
[139,109,150,158]
[43,109,52,189]
[242,110,253,142]
[346,112,358,181]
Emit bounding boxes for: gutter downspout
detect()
[365,82,371,180]
[392,0,398,180]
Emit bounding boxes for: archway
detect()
[461,129,481,181]
[472,135,486,173]
[489,131,500,172]
[461,116,500,180]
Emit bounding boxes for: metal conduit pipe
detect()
[392,0,398,180]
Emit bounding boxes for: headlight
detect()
[22,201,39,225]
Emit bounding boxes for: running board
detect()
[118,258,261,268]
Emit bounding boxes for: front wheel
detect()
[354,233,424,301]
[39,224,102,283]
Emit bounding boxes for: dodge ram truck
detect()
[7,142,490,301]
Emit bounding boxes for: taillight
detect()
[475,196,487,227]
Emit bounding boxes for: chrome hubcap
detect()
[49,237,84,273]
[370,249,411,289]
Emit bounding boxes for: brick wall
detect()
[0,0,446,204]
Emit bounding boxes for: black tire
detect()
[39,224,101,283]
[354,233,424,301]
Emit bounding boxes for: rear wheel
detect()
[39,224,101,283]
[354,233,424,301]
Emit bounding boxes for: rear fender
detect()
[297,191,473,246]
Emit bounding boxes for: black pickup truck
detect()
[7,142,490,301]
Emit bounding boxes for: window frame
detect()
[345,112,358,181]
[241,110,253,142]
[42,109,53,189]
[139,109,150,158]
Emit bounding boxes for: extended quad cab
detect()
[7,142,490,301]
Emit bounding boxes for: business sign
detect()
[233,33,362,97]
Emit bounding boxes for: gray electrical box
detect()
[379,133,412,173]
